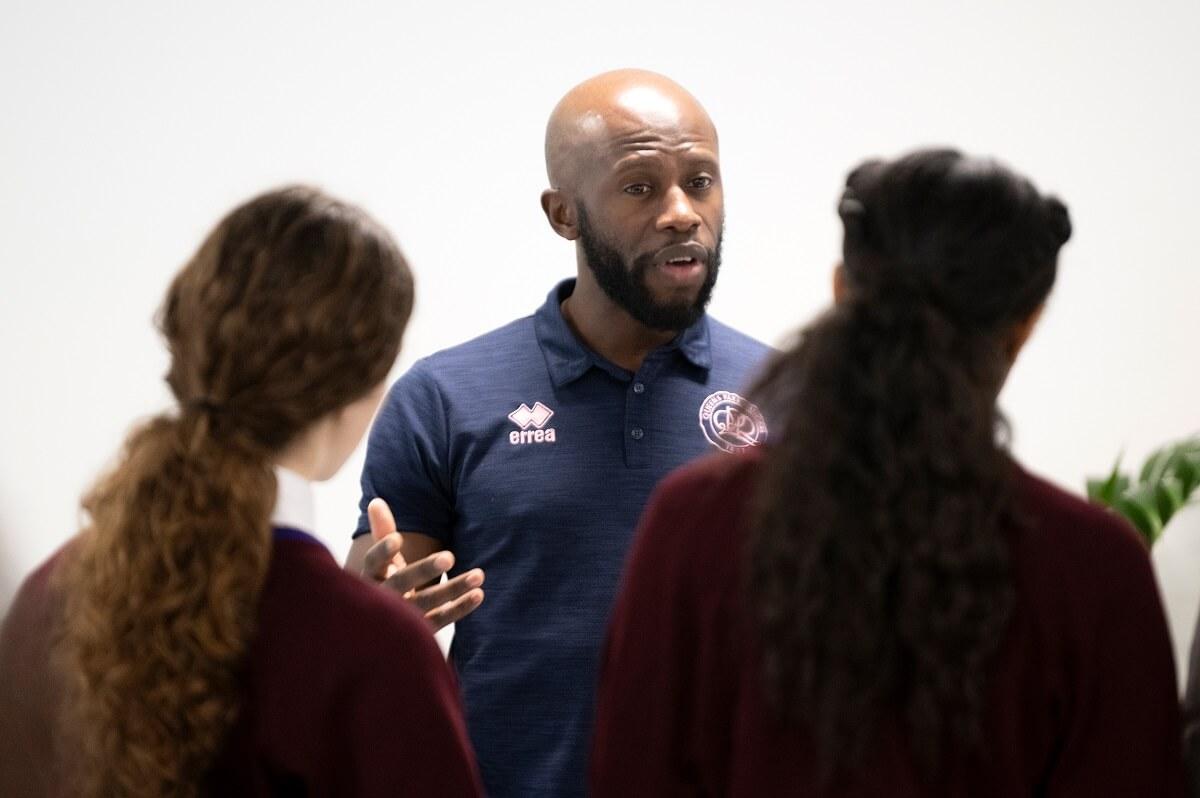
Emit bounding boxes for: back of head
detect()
[56,186,413,796]
[749,149,1071,782]
[839,149,1070,332]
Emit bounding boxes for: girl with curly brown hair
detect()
[591,149,1184,796]
[0,186,482,796]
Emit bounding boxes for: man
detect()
[346,69,771,797]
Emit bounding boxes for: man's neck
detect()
[560,279,678,373]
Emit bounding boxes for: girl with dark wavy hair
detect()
[591,149,1184,796]
[0,187,483,796]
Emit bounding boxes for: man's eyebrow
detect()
[612,152,665,169]
[683,154,720,170]
[610,151,719,171]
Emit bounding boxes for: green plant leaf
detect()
[1113,495,1163,545]
[1087,458,1128,506]
[1110,476,1131,504]
[1140,446,1174,485]
[1148,438,1200,504]
[1088,435,1200,547]
[1154,479,1186,525]
[1086,479,1110,504]
[1178,457,1200,498]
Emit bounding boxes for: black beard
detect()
[576,204,721,332]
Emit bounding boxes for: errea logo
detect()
[508,402,557,445]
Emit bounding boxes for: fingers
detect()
[405,569,485,612]
[362,533,406,582]
[359,515,485,628]
[367,497,398,542]
[424,588,486,631]
[383,551,456,596]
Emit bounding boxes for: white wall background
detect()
[2,0,1197,613]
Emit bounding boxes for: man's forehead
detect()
[584,100,718,156]
[545,71,718,187]
[610,86,687,130]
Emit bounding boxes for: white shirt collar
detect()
[270,466,316,533]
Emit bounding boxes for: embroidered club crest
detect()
[698,391,767,453]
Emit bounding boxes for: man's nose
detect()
[655,186,702,234]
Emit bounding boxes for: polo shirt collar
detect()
[534,278,712,388]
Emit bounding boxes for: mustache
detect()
[632,238,723,273]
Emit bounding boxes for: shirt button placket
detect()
[625,379,649,468]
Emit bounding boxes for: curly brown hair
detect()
[53,186,414,796]
[749,149,1072,782]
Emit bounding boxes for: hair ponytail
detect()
[748,149,1070,779]
[52,186,414,796]
[58,412,275,795]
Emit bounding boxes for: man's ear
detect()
[541,189,579,241]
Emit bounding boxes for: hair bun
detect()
[838,191,869,243]
[1045,197,1072,246]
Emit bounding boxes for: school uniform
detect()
[0,467,483,796]
[592,450,1186,797]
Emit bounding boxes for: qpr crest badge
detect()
[698,391,767,453]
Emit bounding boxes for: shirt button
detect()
[630,427,644,440]
[632,382,645,394]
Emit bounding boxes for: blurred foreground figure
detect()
[0,188,482,796]
[591,149,1185,797]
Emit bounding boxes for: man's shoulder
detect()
[705,316,772,358]
[704,316,773,385]
[373,310,551,440]
[395,314,541,397]
[417,315,539,370]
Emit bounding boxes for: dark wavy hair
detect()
[748,148,1072,779]
[54,186,413,796]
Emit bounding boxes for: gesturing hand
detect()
[361,498,485,630]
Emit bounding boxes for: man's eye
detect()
[689,176,714,190]
[623,184,652,196]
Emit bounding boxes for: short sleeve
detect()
[354,360,455,544]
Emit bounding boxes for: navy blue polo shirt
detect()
[355,279,770,798]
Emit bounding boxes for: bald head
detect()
[544,69,718,191]
[539,70,725,338]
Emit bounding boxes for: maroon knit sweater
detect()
[592,450,1185,797]
[0,534,483,796]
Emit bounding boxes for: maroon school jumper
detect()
[0,531,483,796]
[591,450,1185,797]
